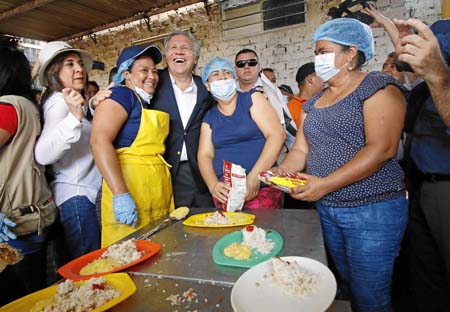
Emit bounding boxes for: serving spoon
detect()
[137,206,190,240]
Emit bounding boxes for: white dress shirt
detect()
[170,74,197,161]
[35,92,101,206]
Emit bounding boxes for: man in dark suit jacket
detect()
[152,30,214,208]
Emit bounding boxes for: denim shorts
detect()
[317,196,408,312]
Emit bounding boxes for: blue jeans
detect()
[317,197,408,312]
[58,196,100,261]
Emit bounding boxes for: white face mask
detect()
[209,79,237,101]
[314,52,350,82]
[129,78,153,104]
[134,86,153,104]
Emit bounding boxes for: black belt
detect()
[423,174,450,183]
[19,199,51,216]
[179,160,189,164]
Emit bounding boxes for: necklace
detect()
[316,72,362,108]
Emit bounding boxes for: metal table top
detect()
[128,208,326,281]
[110,208,350,311]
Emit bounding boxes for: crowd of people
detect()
[0,9,449,312]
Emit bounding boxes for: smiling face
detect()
[58,53,86,91]
[124,55,159,94]
[166,34,196,77]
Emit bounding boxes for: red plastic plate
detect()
[57,240,161,281]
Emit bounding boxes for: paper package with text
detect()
[222,160,246,212]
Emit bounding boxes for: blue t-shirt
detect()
[109,86,142,149]
[303,71,405,207]
[203,90,266,180]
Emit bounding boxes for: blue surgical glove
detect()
[112,192,138,227]
[0,213,17,242]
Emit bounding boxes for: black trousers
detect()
[173,161,214,208]
[407,178,450,312]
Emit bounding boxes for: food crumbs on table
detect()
[182,288,197,302]
[166,294,180,306]
[162,289,166,293]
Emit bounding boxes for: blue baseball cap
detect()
[113,45,162,85]
[314,18,375,62]
[116,45,162,68]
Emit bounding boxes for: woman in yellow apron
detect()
[90,45,174,247]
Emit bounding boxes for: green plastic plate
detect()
[212,229,283,268]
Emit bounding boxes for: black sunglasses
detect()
[235,59,258,68]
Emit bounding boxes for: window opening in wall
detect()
[220,0,306,40]
[262,0,306,30]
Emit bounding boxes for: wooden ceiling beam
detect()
[0,0,57,22]
[58,0,204,41]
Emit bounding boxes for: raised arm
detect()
[35,89,85,165]
[248,91,285,200]
[394,18,450,127]
[362,4,412,50]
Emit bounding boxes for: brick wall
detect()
[71,1,441,93]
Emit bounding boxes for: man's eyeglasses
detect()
[235,59,258,68]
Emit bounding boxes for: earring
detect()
[348,57,354,71]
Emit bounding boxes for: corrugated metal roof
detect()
[0,0,204,41]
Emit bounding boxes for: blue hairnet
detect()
[313,18,375,62]
[112,58,134,85]
[202,57,236,84]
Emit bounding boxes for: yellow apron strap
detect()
[101,91,174,247]
[157,154,172,168]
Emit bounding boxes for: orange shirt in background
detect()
[287,96,306,128]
